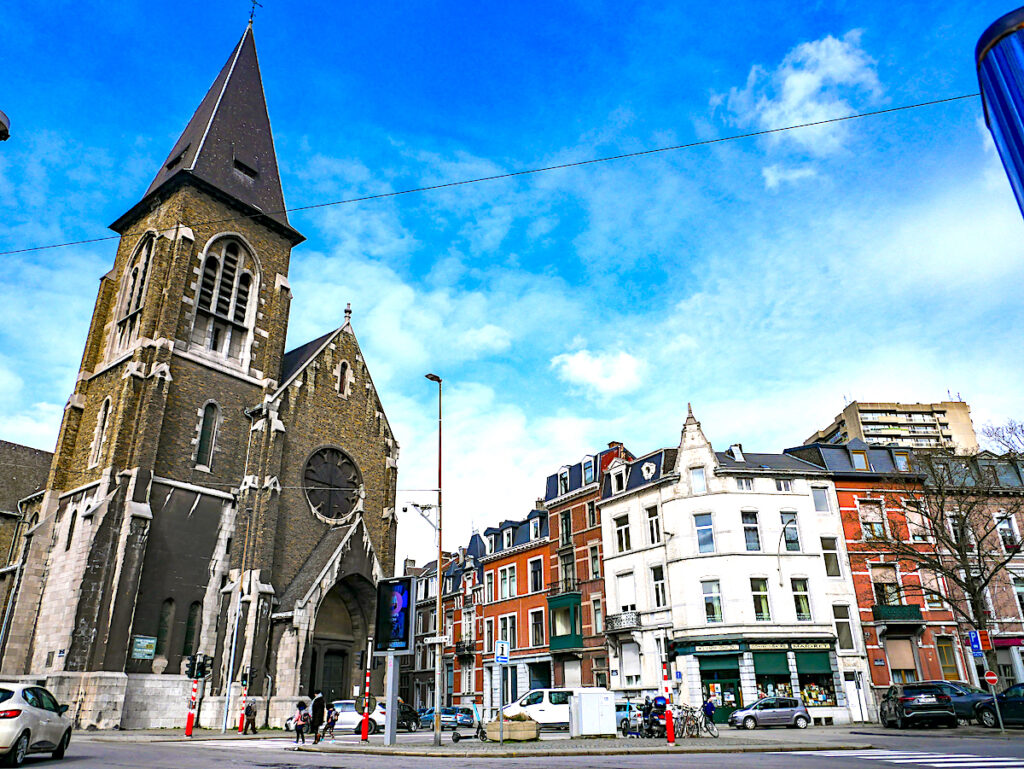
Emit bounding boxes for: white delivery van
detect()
[502,687,610,729]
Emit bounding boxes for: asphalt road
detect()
[28,729,1024,769]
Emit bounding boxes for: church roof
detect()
[280,328,338,385]
[113,24,302,244]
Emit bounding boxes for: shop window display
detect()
[756,677,794,699]
[798,674,836,706]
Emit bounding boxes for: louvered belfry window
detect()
[190,239,258,362]
[114,237,153,353]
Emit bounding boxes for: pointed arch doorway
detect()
[308,575,375,703]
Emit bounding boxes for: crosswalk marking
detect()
[778,749,1024,769]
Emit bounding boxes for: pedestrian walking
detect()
[324,706,337,742]
[244,700,258,734]
[294,701,308,744]
[310,690,325,744]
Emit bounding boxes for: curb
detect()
[294,742,876,758]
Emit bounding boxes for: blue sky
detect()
[2,2,1022,564]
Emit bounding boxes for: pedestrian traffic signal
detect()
[240,667,249,687]
[186,655,197,679]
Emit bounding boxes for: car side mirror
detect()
[59,705,69,715]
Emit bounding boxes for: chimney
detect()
[402,557,417,575]
[535,498,546,510]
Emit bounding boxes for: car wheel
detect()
[979,709,998,729]
[743,716,757,730]
[794,715,809,729]
[4,733,28,767]
[897,712,907,730]
[407,719,418,733]
[369,720,379,735]
[957,717,970,727]
[52,729,71,759]
[619,718,629,735]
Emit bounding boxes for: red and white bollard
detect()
[238,685,247,733]
[360,667,372,741]
[185,678,198,737]
[662,661,675,745]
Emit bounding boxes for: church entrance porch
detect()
[305,574,375,704]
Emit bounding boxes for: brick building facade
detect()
[0,25,398,729]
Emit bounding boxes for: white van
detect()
[501,687,609,728]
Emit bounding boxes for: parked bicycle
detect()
[674,703,719,738]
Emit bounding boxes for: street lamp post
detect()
[425,373,443,747]
[776,517,798,586]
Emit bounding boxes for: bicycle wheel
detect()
[704,718,719,738]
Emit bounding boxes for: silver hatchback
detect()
[0,683,72,765]
[728,696,811,729]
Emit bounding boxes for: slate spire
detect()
[117,23,302,243]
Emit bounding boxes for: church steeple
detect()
[112,24,303,244]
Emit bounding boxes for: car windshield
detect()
[441,707,456,715]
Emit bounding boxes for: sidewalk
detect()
[76,728,286,743]
[295,727,875,758]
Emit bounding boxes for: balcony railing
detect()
[604,611,641,632]
[872,603,924,622]
[455,638,475,657]
[548,578,581,595]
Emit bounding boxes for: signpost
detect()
[984,670,1005,733]
[372,577,416,746]
[979,630,993,652]
[494,640,510,746]
[968,630,984,658]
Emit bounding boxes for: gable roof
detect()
[715,450,825,474]
[279,328,339,386]
[112,24,302,244]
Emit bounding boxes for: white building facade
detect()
[600,407,873,724]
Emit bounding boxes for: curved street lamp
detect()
[425,374,443,746]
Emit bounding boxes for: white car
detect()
[501,688,599,728]
[0,683,72,765]
[286,700,386,734]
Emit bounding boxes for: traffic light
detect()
[240,667,249,688]
[198,655,211,678]
[186,655,197,679]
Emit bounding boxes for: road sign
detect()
[425,635,450,645]
[979,630,993,651]
[968,630,984,658]
[494,640,510,664]
[984,670,999,686]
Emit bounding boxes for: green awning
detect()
[753,652,790,675]
[699,654,739,672]
[795,651,832,674]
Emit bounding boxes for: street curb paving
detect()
[293,742,877,758]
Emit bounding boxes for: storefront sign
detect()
[791,642,831,651]
[695,644,740,653]
[749,643,789,651]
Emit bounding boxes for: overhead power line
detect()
[0,93,979,257]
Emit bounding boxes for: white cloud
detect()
[762,164,818,190]
[724,30,883,156]
[550,348,645,397]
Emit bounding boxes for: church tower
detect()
[3,24,398,729]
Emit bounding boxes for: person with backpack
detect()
[294,701,308,744]
[323,705,338,742]
[244,700,258,734]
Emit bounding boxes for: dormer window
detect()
[558,470,570,495]
[502,528,513,549]
[893,452,910,472]
[583,458,595,484]
[530,518,541,540]
[487,534,497,554]
[690,467,707,494]
[851,451,869,471]
[190,239,259,366]
[612,470,625,494]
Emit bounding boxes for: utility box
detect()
[568,687,616,737]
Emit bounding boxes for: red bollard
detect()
[662,661,675,745]
[238,685,247,733]
[360,668,372,741]
[185,678,198,737]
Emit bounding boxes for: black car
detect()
[880,683,957,728]
[380,701,420,732]
[918,680,993,724]
[975,683,1024,728]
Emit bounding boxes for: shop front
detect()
[674,638,852,725]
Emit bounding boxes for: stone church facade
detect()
[0,24,398,728]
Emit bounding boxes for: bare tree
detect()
[982,419,1024,457]
[874,448,1024,674]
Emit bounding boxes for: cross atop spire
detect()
[114,24,302,244]
[249,0,263,23]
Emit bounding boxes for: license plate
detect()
[918,695,935,703]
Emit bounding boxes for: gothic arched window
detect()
[189,239,259,364]
[113,237,153,353]
[155,598,176,657]
[337,360,352,397]
[88,398,111,468]
[196,402,219,469]
[181,601,202,657]
[65,511,77,552]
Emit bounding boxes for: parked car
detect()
[0,683,72,766]
[335,699,385,734]
[418,708,434,728]
[918,681,993,724]
[615,701,642,733]
[452,706,475,728]
[880,683,957,729]
[976,683,1024,728]
[728,697,811,730]
[500,688,578,728]
[380,701,420,732]
[420,707,460,730]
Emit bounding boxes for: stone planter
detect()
[485,720,540,741]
